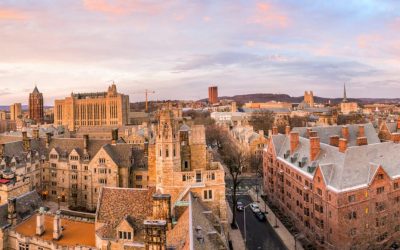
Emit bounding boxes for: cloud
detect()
[247,2,289,28]
[0,7,28,20]
[82,0,166,15]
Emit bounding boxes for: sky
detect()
[0,0,400,105]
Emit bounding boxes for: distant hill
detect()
[201,93,400,105]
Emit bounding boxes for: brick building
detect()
[208,86,218,104]
[10,103,22,121]
[54,84,130,131]
[264,126,400,249]
[29,86,44,124]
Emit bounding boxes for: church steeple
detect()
[343,83,347,103]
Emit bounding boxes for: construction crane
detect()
[134,89,155,112]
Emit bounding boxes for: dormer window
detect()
[119,231,132,240]
[70,155,79,161]
[50,154,58,159]
[99,158,106,164]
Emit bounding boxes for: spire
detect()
[343,83,347,102]
[33,85,39,94]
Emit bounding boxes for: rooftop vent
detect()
[290,153,299,163]
[284,150,290,159]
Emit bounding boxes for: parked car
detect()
[249,202,260,213]
[255,211,266,221]
[236,201,244,211]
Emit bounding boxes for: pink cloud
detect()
[0,8,28,20]
[82,0,166,15]
[248,2,289,28]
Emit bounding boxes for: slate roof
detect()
[95,187,156,239]
[292,123,380,147]
[167,208,190,250]
[270,132,400,192]
[0,190,42,228]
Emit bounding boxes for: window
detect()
[377,232,388,242]
[119,231,132,240]
[51,163,57,168]
[166,148,169,157]
[203,190,213,200]
[84,166,88,170]
[348,195,355,203]
[395,182,399,190]
[99,158,106,164]
[50,154,58,159]
[70,155,79,161]
[136,175,143,181]
[99,178,107,184]
[348,211,357,220]
[377,186,385,194]
[377,174,384,180]
[71,175,77,180]
[317,188,322,196]
[376,202,386,212]
[71,165,77,170]
[19,243,29,250]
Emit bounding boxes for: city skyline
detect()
[1,0,400,104]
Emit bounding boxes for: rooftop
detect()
[14,214,96,247]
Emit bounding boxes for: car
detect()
[236,201,244,211]
[249,202,260,213]
[255,211,266,221]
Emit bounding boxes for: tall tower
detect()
[29,86,44,124]
[208,86,218,104]
[343,83,347,103]
[304,91,314,107]
[155,107,181,193]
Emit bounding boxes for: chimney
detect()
[268,129,272,137]
[378,117,383,127]
[285,126,291,135]
[392,133,400,143]
[152,194,172,226]
[310,137,320,161]
[358,125,365,138]
[22,131,30,151]
[357,137,368,146]
[83,134,89,154]
[258,130,264,137]
[0,144,4,158]
[112,128,118,144]
[339,138,347,153]
[290,132,299,154]
[341,126,349,140]
[7,198,17,226]
[272,126,278,135]
[329,135,340,147]
[36,207,45,236]
[53,210,62,240]
[46,133,52,148]
[33,128,39,139]
[397,118,400,130]
[309,130,318,138]
[306,128,312,138]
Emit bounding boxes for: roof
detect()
[269,132,400,192]
[14,214,96,247]
[32,86,40,94]
[292,123,380,147]
[96,187,156,239]
[167,208,190,250]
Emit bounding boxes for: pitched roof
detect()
[167,208,190,250]
[96,187,156,239]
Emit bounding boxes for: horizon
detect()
[1,1,400,104]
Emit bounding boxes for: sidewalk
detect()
[248,189,304,250]
[226,201,246,250]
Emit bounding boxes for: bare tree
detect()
[249,110,275,132]
[206,125,225,149]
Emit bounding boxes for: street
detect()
[230,195,287,250]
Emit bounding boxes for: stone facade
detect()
[10,103,22,121]
[29,86,44,124]
[54,84,130,131]
[304,91,314,107]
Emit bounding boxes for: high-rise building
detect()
[54,84,130,131]
[208,86,218,104]
[29,86,44,124]
[10,103,22,121]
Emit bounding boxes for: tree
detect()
[205,125,225,149]
[249,153,263,175]
[219,137,249,228]
[289,115,309,128]
[249,110,275,132]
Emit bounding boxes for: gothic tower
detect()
[155,107,181,193]
[29,85,44,124]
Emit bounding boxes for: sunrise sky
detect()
[0,0,399,104]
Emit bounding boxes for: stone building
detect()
[10,103,22,121]
[29,86,44,124]
[54,84,130,131]
[378,118,400,142]
[264,126,400,249]
[304,90,315,107]
[147,103,227,223]
[340,84,359,114]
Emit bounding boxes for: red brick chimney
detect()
[358,125,365,138]
[356,137,368,146]
[341,126,349,140]
[310,137,320,161]
[290,132,299,154]
[306,128,312,138]
[272,126,278,135]
[329,135,339,147]
[392,133,400,143]
[339,138,347,153]
[397,118,400,130]
[309,131,318,138]
[285,126,291,135]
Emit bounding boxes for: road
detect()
[230,195,287,250]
